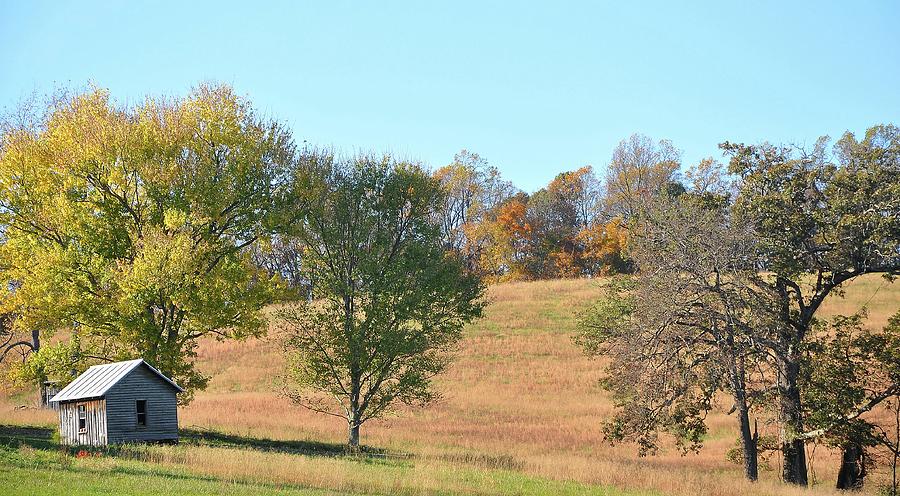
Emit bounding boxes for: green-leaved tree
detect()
[723,124,900,485]
[279,154,484,450]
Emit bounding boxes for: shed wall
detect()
[105,365,179,443]
[58,399,107,446]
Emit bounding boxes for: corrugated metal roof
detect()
[49,359,184,403]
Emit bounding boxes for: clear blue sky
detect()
[2,1,899,192]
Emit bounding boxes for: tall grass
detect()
[2,275,898,495]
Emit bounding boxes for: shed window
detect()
[136,400,147,426]
[77,404,86,432]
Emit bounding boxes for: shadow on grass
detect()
[180,428,393,458]
[0,424,397,461]
[0,424,56,449]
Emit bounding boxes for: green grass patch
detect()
[0,445,344,496]
[0,434,652,496]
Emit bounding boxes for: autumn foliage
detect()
[434,136,680,282]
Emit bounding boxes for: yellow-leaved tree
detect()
[0,84,298,401]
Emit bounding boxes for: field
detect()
[2,275,899,495]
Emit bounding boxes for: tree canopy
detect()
[279,154,485,449]
[722,124,900,485]
[577,184,775,481]
[0,84,297,398]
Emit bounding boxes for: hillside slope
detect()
[3,275,899,495]
[177,275,898,495]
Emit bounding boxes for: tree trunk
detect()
[892,445,898,496]
[736,398,759,481]
[348,420,360,452]
[836,443,866,490]
[31,329,40,352]
[892,399,899,496]
[730,360,759,481]
[782,437,808,485]
[347,390,361,452]
[345,289,363,454]
[778,354,809,485]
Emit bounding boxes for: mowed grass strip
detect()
[0,442,648,496]
[0,443,343,496]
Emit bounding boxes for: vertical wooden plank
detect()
[102,399,107,445]
[88,402,93,446]
[58,406,65,445]
[98,399,105,445]
[66,404,71,445]
[76,402,81,446]
[65,403,72,446]
[95,400,102,446]
[91,401,96,446]
[62,403,70,446]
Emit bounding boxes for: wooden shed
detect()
[49,358,183,446]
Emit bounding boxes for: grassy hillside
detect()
[3,275,899,495]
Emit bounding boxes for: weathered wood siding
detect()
[105,365,179,443]
[41,382,60,411]
[58,399,107,446]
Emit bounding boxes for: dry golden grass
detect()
[3,274,899,495]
